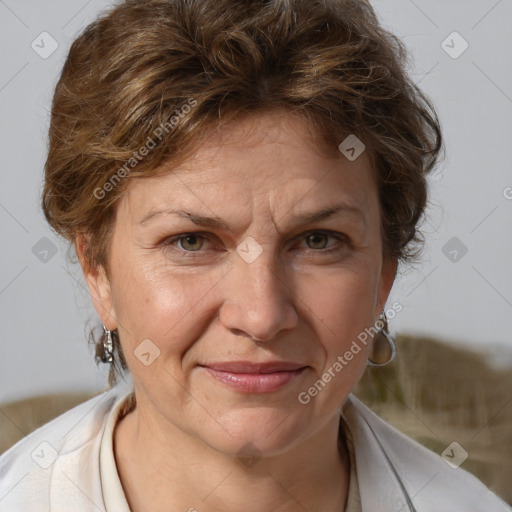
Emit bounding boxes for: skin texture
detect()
[78,112,396,512]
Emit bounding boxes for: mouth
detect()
[199,361,309,393]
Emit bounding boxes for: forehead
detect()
[183,111,352,171]
[120,111,377,223]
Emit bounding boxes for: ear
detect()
[76,234,117,330]
[376,257,398,316]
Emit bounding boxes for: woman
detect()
[0,0,510,510]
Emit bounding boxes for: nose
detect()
[219,251,298,342]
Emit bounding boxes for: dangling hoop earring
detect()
[367,311,396,367]
[96,325,114,364]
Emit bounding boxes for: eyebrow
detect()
[138,201,365,231]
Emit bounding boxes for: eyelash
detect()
[161,231,349,258]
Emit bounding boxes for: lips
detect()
[204,361,307,373]
[199,361,308,393]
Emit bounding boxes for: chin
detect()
[201,407,309,459]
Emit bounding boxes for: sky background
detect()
[1,0,511,402]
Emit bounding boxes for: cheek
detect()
[306,263,380,336]
[302,263,380,385]
[110,257,224,359]
[296,270,378,407]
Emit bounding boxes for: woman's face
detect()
[84,112,396,457]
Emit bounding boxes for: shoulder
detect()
[342,394,511,512]
[0,379,133,512]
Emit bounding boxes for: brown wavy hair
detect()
[41,0,443,385]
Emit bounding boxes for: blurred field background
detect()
[355,335,512,505]
[1,334,511,504]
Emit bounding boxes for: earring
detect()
[367,312,396,367]
[98,325,114,364]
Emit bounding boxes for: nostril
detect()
[232,328,267,342]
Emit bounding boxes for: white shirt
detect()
[0,376,510,511]
[99,389,132,511]
[97,388,362,512]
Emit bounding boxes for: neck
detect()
[114,400,350,512]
